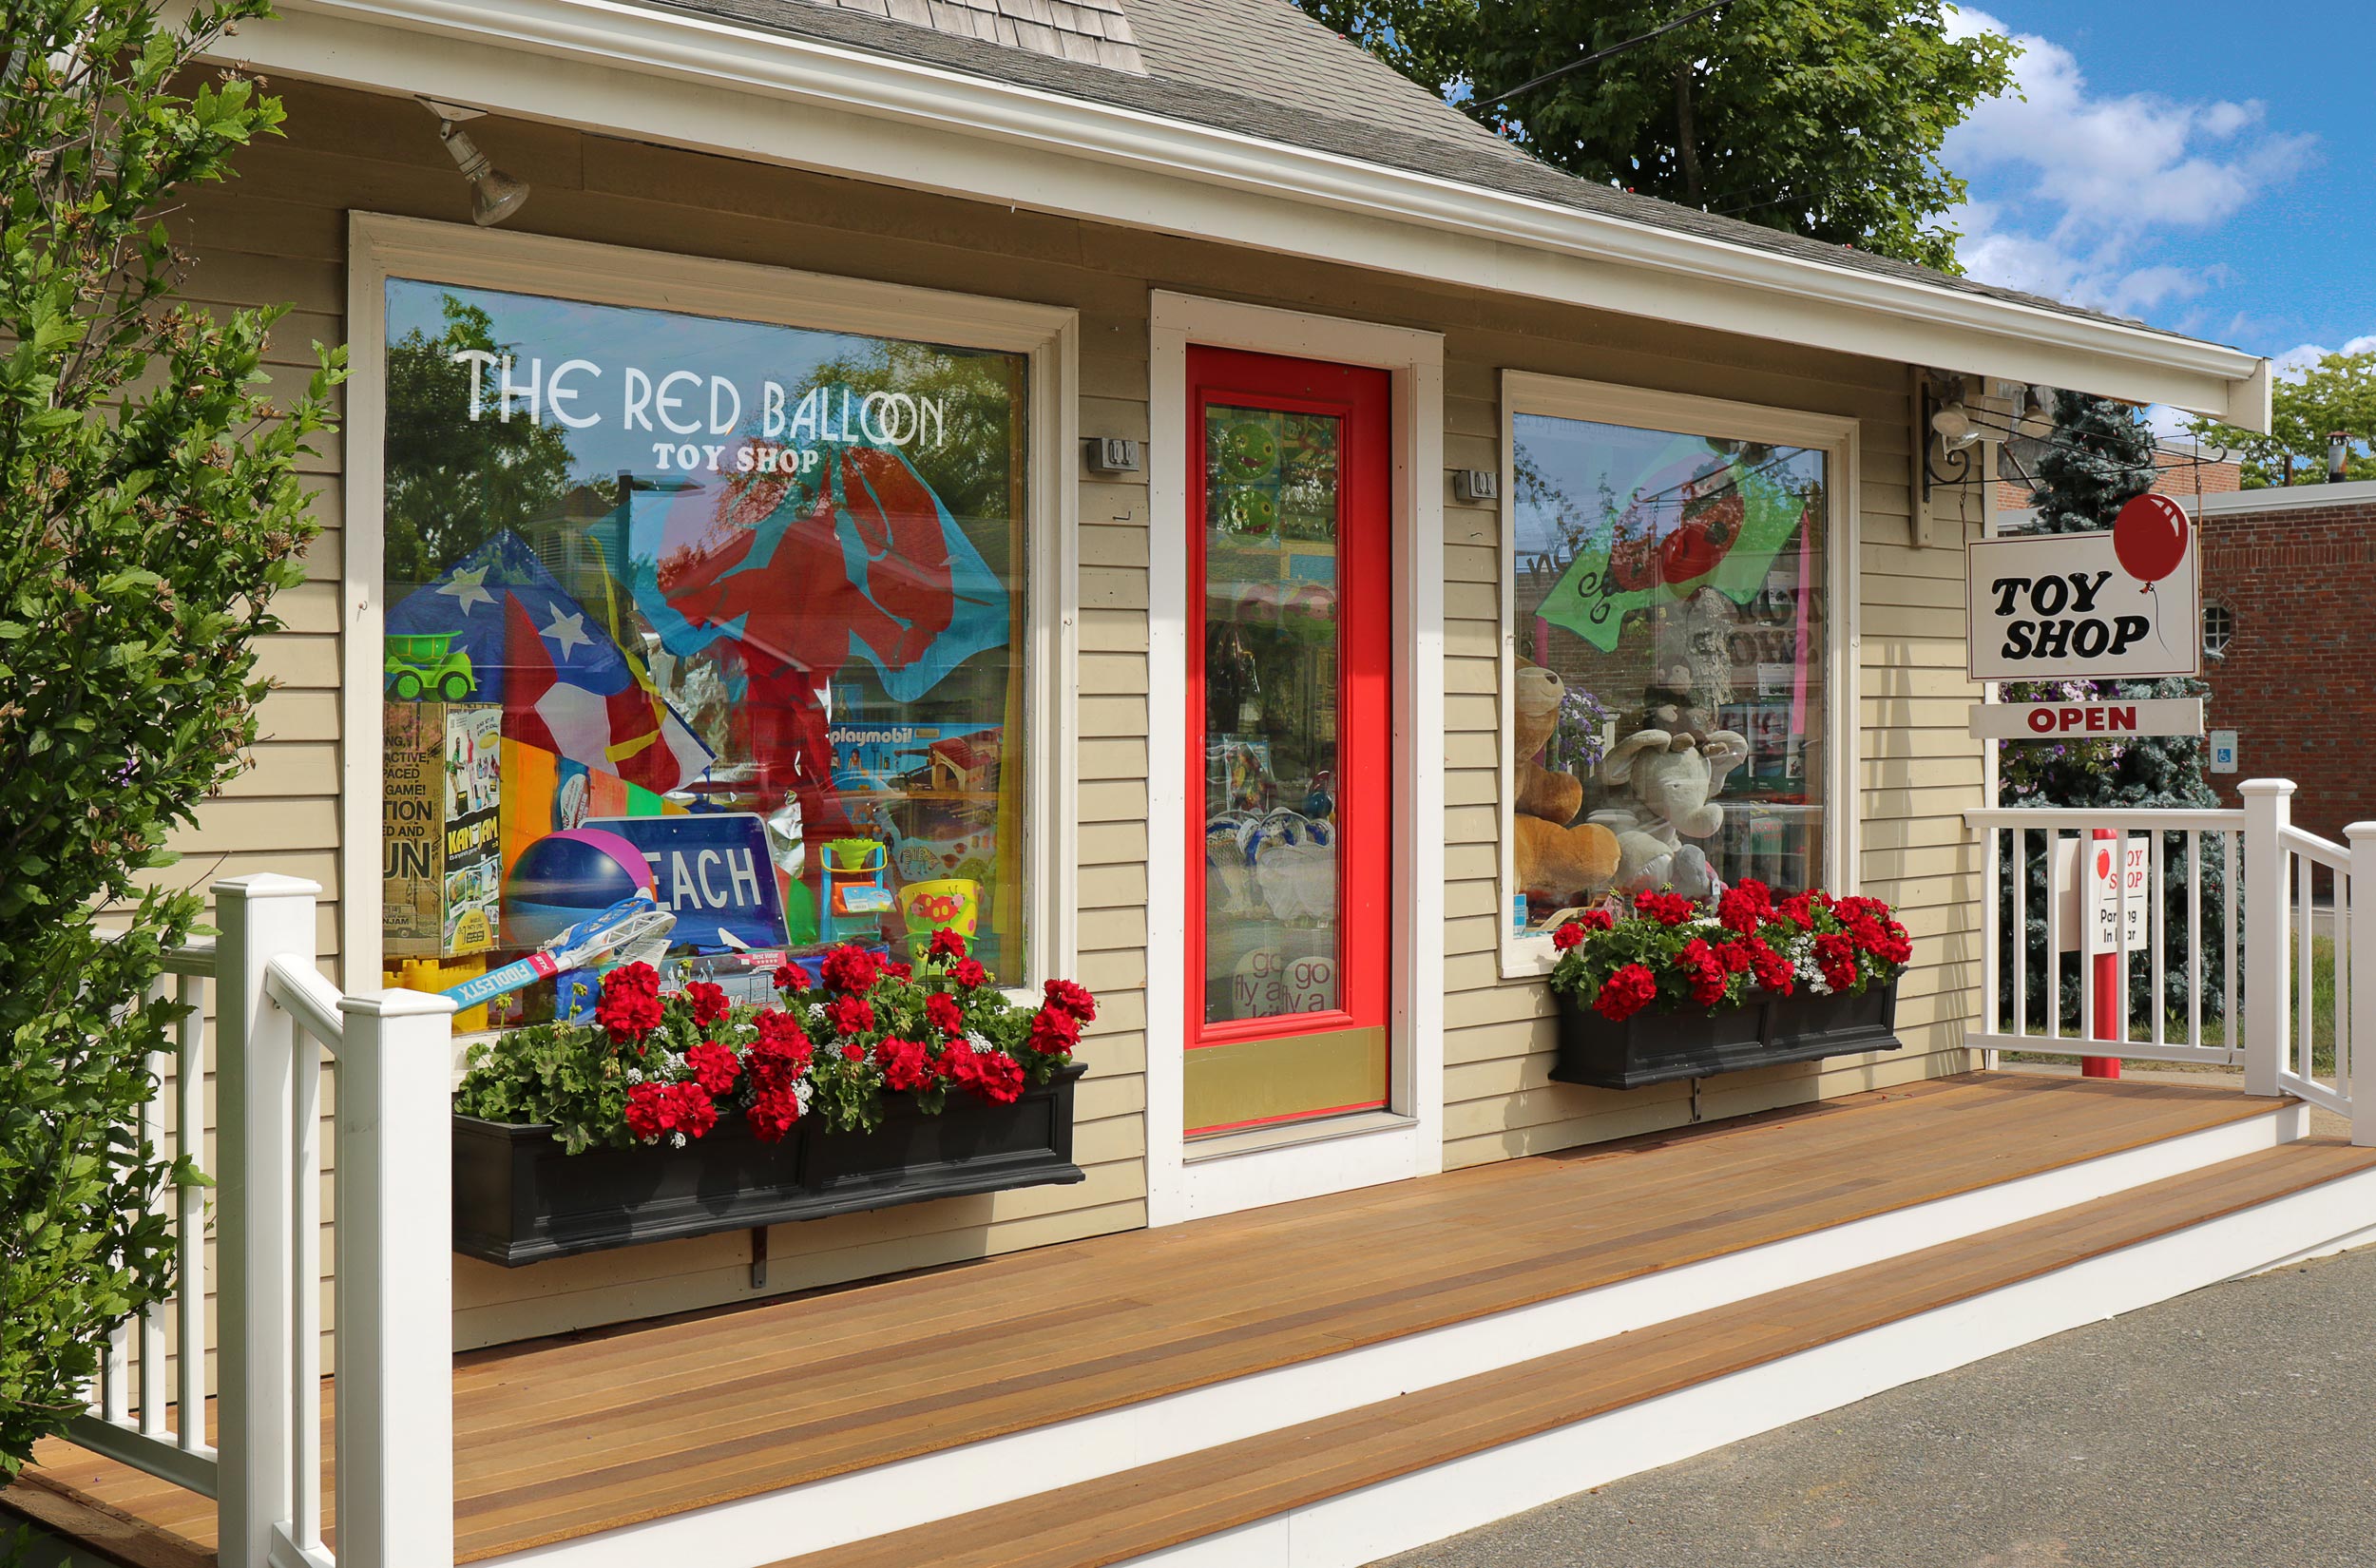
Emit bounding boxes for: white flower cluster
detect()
[963,1029,994,1056]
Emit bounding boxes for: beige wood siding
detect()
[174,78,1985,1350]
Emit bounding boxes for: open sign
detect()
[1967,698,2203,740]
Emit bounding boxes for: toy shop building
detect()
[190,0,2269,1343]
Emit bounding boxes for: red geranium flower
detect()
[946,1046,1024,1104]
[1675,938,1729,1006]
[929,927,968,961]
[839,1042,867,1063]
[1594,963,1659,1023]
[1575,907,1615,931]
[1743,936,1795,996]
[884,959,913,983]
[1714,939,1753,974]
[683,981,731,1028]
[820,945,881,994]
[595,963,664,1046]
[1813,931,1859,992]
[950,957,990,988]
[1551,921,1585,951]
[746,1082,802,1142]
[1027,1005,1082,1056]
[771,962,810,996]
[683,1041,740,1096]
[669,1080,719,1139]
[826,993,876,1038]
[875,1036,937,1092]
[1043,978,1098,1023]
[924,991,966,1038]
[623,1080,676,1142]
[1633,890,1696,927]
[1715,880,1773,934]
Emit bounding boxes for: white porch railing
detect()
[70,939,220,1499]
[70,874,457,1568]
[1969,777,2376,1145]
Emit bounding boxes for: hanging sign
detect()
[1968,697,2204,740]
[2049,834,2154,954]
[1966,496,2199,681]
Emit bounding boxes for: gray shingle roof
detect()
[650,0,2220,346]
[814,0,1145,72]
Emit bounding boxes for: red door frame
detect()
[1184,345,1393,1080]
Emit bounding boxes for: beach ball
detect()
[505,829,653,950]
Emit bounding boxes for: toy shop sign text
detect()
[450,350,951,473]
[1964,511,2198,683]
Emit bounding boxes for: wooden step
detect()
[767,1138,2376,1568]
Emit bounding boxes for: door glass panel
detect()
[1201,404,1344,1024]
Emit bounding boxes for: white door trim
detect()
[1144,292,1446,1226]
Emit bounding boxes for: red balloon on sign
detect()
[2112,494,2190,588]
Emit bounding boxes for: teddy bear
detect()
[1510,662,1619,905]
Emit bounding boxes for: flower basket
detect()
[453,1063,1085,1266]
[1550,981,1899,1090]
[1543,882,1912,1092]
[449,932,1099,1265]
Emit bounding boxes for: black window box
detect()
[452,1062,1087,1266]
[1550,983,1900,1090]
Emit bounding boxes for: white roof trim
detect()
[222,0,2271,429]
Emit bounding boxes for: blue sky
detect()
[1945,2,2372,390]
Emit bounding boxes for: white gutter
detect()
[218,0,2271,430]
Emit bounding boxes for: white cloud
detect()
[1942,8,2313,319]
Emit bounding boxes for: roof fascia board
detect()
[222,0,2271,430]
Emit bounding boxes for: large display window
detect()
[1498,373,1853,967]
[360,227,1069,1024]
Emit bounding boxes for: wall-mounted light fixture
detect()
[417,97,528,227]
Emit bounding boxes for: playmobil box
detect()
[382,700,503,959]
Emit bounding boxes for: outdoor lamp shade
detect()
[439,123,529,227]
[470,167,530,227]
[1929,403,1979,450]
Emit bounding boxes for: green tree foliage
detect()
[0,0,343,1480]
[2185,348,2376,488]
[1294,0,2018,272]
[1996,393,2224,1028]
[384,294,573,587]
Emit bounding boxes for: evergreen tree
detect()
[1998,392,2224,1030]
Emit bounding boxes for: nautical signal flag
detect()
[387,531,714,795]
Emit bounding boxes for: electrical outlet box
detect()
[1451,468,1498,503]
[1084,437,1140,475]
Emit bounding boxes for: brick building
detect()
[2003,478,2376,839]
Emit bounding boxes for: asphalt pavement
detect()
[1375,1240,2376,1568]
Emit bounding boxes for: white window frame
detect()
[1144,292,1446,1225]
[342,214,1080,1030]
[1496,371,1861,981]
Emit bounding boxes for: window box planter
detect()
[1549,983,1900,1091]
[453,1061,1086,1266]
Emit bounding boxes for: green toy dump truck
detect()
[384,632,478,701]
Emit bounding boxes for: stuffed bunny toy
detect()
[1590,727,1750,896]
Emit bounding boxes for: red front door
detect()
[1184,346,1392,1137]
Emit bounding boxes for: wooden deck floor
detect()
[2,1072,2311,1567]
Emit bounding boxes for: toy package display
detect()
[383,701,503,958]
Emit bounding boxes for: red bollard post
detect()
[2085,828,2121,1080]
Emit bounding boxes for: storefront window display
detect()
[1506,406,1832,935]
[378,279,1030,1021]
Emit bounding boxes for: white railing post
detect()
[334,988,459,1568]
[2240,781,2294,1099]
[2347,825,2376,1146]
[213,874,320,1568]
